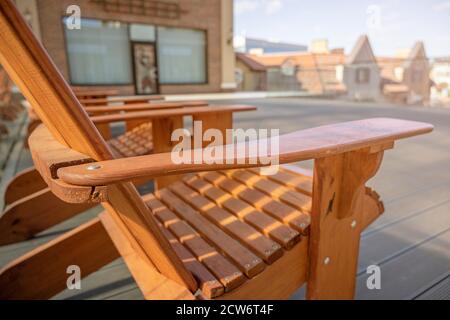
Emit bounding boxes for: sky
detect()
[234,0,450,57]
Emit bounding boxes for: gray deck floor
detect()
[1,97,449,300]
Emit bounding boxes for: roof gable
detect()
[404,41,427,68]
[346,35,377,65]
[236,53,267,71]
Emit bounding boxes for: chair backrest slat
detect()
[0,0,197,292]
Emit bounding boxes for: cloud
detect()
[234,0,283,16]
[264,0,283,15]
[235,0,259,15]
[433,1,450,11]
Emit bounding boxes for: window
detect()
[64,18,133,85]
[157,27,206,84]
[130,24,156,42]
[281,59,296,76]
[356,68,370,84]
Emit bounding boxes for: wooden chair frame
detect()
[0,0,433,300]
[0,103,255,245]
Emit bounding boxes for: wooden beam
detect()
[100,212,195,300]
[306,148,384,299]
[0,218,119,300]
[3,167,46,206]
[0,0,197,292]
[153,116,184,189]
[193,111,233,147]
[102,183,197,291]
[219,239,308,300]
[0,188,95,246]
[95,123,112,140]
[58,119,433,187]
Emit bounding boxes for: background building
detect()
[14,0,236,95]
[235,53,267,91]
[234,36,306,54]
[430,57,450,105]
[343,35,382,102]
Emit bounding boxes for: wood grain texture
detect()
[0,188,94,246]
[152,115,185,189]
[156,188,265,278]
[100,212,195,300]
[144,194,246,293]
[73,88,119,100]
[0,0,196,293]
[79,95,164,106]
[0,218,119,300]
[85,101,208,115]
[90,105,256,124]
[168,181,284,264]
[58,118,433,187]
[306,149,385,300]
[3,167,46,206]
[219,239,309,300]
[193,112,233,147]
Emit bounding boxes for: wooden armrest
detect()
[58,118,433,186]
[90,105,257,124]
[79,95,164,105]
[85,101,208,114]
[73,88,119,97]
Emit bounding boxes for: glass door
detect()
[132,42,159,94]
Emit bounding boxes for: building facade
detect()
[14,0,236,95]
[378,42,431,104]
[235,50,345,94]
[343,35,382,102]
[234,36,307,55]
[235,53,267,91]
[430,57,450,105]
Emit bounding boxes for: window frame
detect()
[62,17,135,87]
[62,17,209,87]
[355,67,371,84]
[156,26,209,86]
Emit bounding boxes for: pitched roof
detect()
[346,35,377,65]
[377,41,429,84]
[403,41,427,68]
[244,53,297,67]
[241,51,346,94]
[243,52,345,69]
[236,53,266,71]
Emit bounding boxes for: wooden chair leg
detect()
[0,188,94,245]
[0,218,118,300]
[124,100,153,132]
[3,167,47,206]
[153,116,184,190]
[306,148,385,300]
[193,111,233,146]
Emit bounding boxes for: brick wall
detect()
[35,0,223,94]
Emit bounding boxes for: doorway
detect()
[132,42,159,95]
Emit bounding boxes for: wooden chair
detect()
[0,100,254,245]
[73,88,120,100]
[0,0,433,300]
[2,84,234,241]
